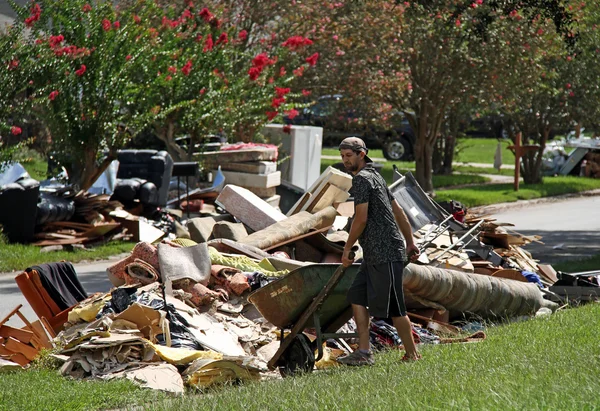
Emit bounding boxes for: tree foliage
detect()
[3,0,315,189]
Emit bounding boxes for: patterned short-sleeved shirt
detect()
[351,165,406,264]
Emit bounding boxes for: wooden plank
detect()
[30,321,53,349]
[406,312,461,335]
[0,326,33,344]
[304,183,330,213]
[31,237,87,247]
[0,305,23,327]
[491,269,527,282]
[286,192,311,216]
[4,337,39,361]
[537,264,559,284]
[0,342,30,367]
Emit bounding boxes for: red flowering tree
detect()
[132,3,317,161]
[0,24,34,168]
[6,0,163,189]
[5,0,316,189]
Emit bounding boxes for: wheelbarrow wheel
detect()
[278,334,315,377]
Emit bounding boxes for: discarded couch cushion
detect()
[211,221,248,242]
[158,242,211,285]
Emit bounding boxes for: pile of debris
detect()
[5,165,585,394]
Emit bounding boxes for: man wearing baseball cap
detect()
[337,136,421,366]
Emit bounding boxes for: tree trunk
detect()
[520,128,549,184]
[414,137,434,193]
[155,118,189,163]
[67,145,116,192]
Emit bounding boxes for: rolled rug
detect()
[124,258,160,286]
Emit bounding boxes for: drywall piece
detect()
[216,185,286,232]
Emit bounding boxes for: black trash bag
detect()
[96,287,139,318]
[135,292,202,350]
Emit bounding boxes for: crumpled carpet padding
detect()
[402,263,558,318]
[157,242,211,285]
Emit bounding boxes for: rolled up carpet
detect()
[106,242,159,286]
[238,206,337,250]
[125,259,160,286]
[403,264,558,318]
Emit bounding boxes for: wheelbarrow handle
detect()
[267,254,356,370]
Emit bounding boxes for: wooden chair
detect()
[14,263,83,337]
[0,304,52,366]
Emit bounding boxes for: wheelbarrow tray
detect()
[248,263,359,330]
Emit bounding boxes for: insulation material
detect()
[403,264,558,318]
[239,206,337,250]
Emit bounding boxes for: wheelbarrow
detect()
[248,257,359,377]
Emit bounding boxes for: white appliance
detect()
[262,124,323,191]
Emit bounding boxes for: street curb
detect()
[470,188,600,215]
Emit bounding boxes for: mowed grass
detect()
[435,176,600,208]
[554,253,600,273]
[5,303,598,410]
[455,137,508,164]
[320,159,490,188]
[0,240,135,272]
[154,304,600,410]
[0,368,167,411]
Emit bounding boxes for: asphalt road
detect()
[489,195,600,266]
[0,259,120,327]
[1,195,598,327]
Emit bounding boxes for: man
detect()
[337,136,421,366]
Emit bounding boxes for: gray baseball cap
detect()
[339,137,373,163]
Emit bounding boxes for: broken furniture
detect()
[0,175,40,243]
[15,262,88,336]
[0,304,53,367]
[111,150,174,207]
[287,166,352,215]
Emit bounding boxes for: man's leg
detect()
[392,315,419,359]
[352,304,371,351]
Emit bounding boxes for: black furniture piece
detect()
[112,150,174,207]
[0,176,40,243]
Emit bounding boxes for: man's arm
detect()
[391,199,420,261]
[341,202,368,267]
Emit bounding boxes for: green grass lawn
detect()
[3,302,600,410]
[0,241,135,273]
[455,137,508,164]
[20,158,48,182]
[454,165,515,176]
[323,137,506,165]
[320,159,490,188]
[554,253,600,273]
[435,176,600,208]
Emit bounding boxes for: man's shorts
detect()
[347,260,407,318]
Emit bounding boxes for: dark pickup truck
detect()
[285,95,417,161]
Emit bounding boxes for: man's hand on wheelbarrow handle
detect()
[341,248,356,267]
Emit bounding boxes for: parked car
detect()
[284,95,417,161]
